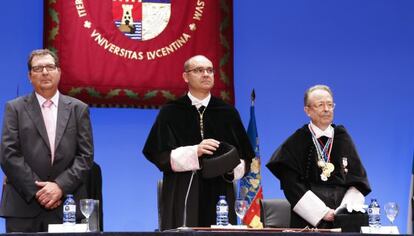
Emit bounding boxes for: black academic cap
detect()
[201,142,241,179]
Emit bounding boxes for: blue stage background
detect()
[0,0,413,233]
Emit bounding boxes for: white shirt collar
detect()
[35,91,60,108]
[187,92,211,109]
[309,122,334,138]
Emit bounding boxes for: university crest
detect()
[45,0,234,107]
[112,0,171,41]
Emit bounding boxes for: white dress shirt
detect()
[309,121,334,138]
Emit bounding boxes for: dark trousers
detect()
[5,211,61,233]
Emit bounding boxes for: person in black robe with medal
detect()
[266,85,371,229]
[143,55,254,231]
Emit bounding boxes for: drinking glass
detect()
[384,202,399,225]
[235,199,248,225]
[80,199,95,232]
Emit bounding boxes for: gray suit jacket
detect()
[0,92,94,218]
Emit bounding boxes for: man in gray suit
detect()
[0,49,94,232]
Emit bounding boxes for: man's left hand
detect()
[35,181,63,209]
[323,208,335,222]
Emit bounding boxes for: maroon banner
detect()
[44,0,234,107]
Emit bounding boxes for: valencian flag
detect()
[44,0,234,107]
[408,151,414,233]
[239,90,263,228]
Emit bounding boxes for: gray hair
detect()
[304,84,333,106]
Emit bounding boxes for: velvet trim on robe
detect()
[143,95,254,230]
[266,124,371,228]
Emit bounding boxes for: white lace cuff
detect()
[293,190,329,226]
[170,145,200,172]
[233,160,245,180]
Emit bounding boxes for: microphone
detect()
[177,170,196,231]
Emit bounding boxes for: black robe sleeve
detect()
[142,105,178,173]
[225,107,255,174]
[266,129,313,207]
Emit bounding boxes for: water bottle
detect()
[368,198,381,228]
[63,194,76,225]
[216,195,229,226]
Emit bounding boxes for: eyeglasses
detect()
[31,64,57,73]
[308,102,336,110]
[185,67,214,75]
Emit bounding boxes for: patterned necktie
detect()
[42,100,56,164]
[318,136,329,144]
[197,106,206,139]
[198,105,205,113]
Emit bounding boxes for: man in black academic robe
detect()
[266,85,371,229]
[143,55,254,231]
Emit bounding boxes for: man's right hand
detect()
[197,139,220,157]
[35,181,63,210]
